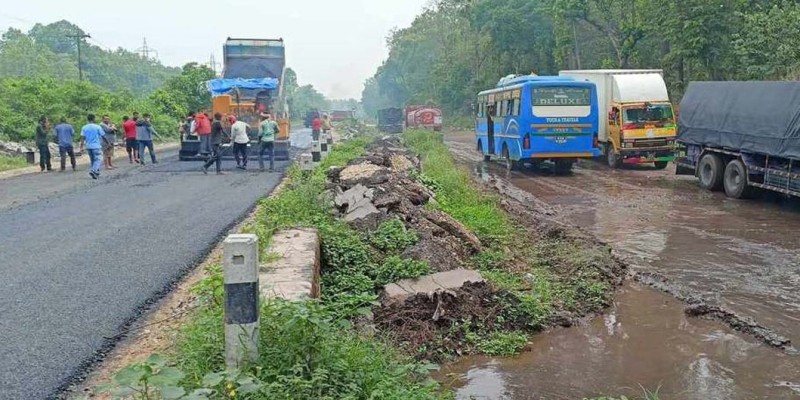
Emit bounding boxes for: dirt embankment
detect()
[324,136,628,360]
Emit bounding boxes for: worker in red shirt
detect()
[122,115,138,163]
[311,114,322,141]
[193,110,212,156]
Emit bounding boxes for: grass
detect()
[404,129,511,245]
[99,132,447,399]
[404,128,616,330]
[0,154,28,172]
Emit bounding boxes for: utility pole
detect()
[66,32,91,81]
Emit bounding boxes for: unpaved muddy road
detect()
[441,131,800,399]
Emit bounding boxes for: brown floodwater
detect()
[441,132,800,399]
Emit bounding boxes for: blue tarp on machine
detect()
[206,78,279,97]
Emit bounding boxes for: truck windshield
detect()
[624,104,674,123]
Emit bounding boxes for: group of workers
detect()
[181,110,279,174]
[34,112,158,179]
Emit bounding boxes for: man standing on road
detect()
[229,115,250,170]
[202,113,226,175]
[193,110,212,156]
[136,114,158,165]
[122,116,138,163]
[54,117,76,171]
[35,116,53,172]
[100,115,118,170]
[311,113,322,141]
[258,113,278,172]
[79,114,104,179]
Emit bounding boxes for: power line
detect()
[66,31,91,81]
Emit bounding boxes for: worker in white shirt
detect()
[229,115,251,170]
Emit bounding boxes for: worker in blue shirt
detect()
[80,114,105,179]
[54,117,76,171]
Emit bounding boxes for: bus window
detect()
[512,99,521,116]
[500,101,507,117]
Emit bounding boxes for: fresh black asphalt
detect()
[0,129,311,399]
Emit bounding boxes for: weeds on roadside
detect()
[0,155,27,172]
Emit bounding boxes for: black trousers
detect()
[233,143,248,166]
[258,141,274,170]
[38,145,52,171]
[59,145,76,170]
[203,144,222,172]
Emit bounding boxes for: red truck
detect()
[405,105,442,131]
[331,110,355,122]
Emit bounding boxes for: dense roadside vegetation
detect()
[362,0,800,116]
[97,132,446,399]
[0,154,28,172]
[96,127,621,398]
[0,20,358,144]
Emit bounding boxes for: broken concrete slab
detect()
[422,210,482,254]
[260,228,320,301]
[381,269,485,306]
[335,183,369,208]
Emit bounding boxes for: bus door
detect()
[487,104,495,154]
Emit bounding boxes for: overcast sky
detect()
[0,0,429,99]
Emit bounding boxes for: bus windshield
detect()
[624,104,674,124]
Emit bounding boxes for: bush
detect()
[369,219,418,255]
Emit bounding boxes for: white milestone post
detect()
[311,140,322,165]
[320,133,329,158]
[223,234,260,370]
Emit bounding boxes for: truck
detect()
[676,81,800,199]
[331,110,355,122]
[405,105,442,131]
[179,37,290,161]
[559,69,677,169]
[377,108,404,134]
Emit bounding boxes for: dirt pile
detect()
[327,136,481,272]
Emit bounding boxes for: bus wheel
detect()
[723,159,754,199]
[654,161,669,170]
[698,153,724,191]
[555,159,574,175]
[502,146,513,170]
[607,145,622,169]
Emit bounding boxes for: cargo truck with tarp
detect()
[559,69,677,169]
[676,81,800,199]
[180,38,290,161]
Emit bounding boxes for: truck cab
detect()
[559,70,677,169]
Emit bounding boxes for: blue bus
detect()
[475,75,601,172]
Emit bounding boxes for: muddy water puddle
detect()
[442,133,800,398]
[438,285,800,399]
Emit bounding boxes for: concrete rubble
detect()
[382,269,486,307]
[326,136,482,270]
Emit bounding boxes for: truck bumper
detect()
[620,149,675,164]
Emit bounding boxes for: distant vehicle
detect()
[475,74,601,173]
[405,105,442,131]
[331,110,355,122]
[377,108,404,134]
[676,81,800,199]
[559,69,676,169]
[180,37,290,161]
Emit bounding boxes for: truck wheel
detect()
[606,145,622,169]
[654,161,669,170]
[698,153,724,191]
[723,159,754,199]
